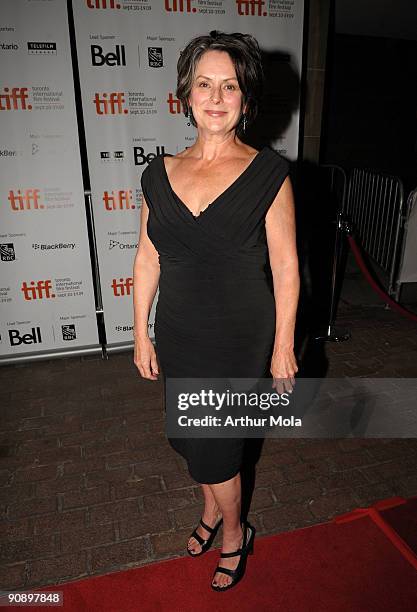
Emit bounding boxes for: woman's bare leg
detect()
[210,472,245,588]
[187,483,222,554]
[188,472,248,587]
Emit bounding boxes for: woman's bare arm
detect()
[132,195,160,379]
[265,175,300,389]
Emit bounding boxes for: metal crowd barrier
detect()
[345,168,406,299]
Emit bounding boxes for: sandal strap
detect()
[219,522,250,558]
[214,566,238,578]
[220,549,242,558]
[190,529,206,546]
[199,518,215,533]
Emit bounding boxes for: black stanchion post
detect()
[314,165,351,343]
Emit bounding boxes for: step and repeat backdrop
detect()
[1,0,305,360]
[0,0,100,361]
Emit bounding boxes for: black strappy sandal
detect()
[211,521,255,591]
[187,515,223,557]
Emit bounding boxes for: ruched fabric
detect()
[141,146,290,483]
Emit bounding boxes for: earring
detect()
[186,106,193,127]
[242,113,247,133]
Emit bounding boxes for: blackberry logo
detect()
[0,243,15,261]
[115,325,133,332]
[148,47,163,68]
[61,324,76,341]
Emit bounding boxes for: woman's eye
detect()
[225,84,236,90]
[198,82,208,87]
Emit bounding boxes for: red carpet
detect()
[380,496,417,557]
[24,496,417,612]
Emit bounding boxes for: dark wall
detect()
[321,33,417,192]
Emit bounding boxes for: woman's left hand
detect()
[270,347,298,394]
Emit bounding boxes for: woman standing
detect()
[133,31,299,591]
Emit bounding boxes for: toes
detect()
[188,538,201,554]
[212,573,230,588]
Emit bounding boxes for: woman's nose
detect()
[210,87,222,103]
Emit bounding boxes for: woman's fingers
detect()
[272,377,295,394]
[271,351,298,393]
[134,338,159,380]
[150,350,159,376]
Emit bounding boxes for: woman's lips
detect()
[205,110,227,116]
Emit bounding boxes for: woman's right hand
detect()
[134,335,160,380]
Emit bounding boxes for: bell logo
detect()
[91,45,126,67]
[164,0,196,12]
[8,189,43,211]
[167,93,185,115]
[236,0,267,16]
[134,146,167,166]
[9,327,42,346]
[0,87,31,111]
[94,92,128,115]
[21,280,55,300]
[86,0,121,9]
[112,277,133,296]
[104,190,135,210]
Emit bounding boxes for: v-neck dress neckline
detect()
[160,147,267,219]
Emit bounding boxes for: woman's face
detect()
[188,50,245,136]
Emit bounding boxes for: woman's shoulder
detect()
[141,153,163,183]
[262,146,290,172]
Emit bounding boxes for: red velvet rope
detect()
[346,234,417,323]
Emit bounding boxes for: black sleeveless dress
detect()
[140,146,290,484]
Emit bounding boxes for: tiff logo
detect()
[111,277,133,296]
[8,189,43,211]
[167,92,185,115]
[86,0,120,9]
[21,280,55,300]
[236,0,267,16]
[94,92,128,115]
[164,0,196,12]
[0,87,31,111]
[103,190,135,210]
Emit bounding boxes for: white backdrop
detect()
[0,0,99,360]
[72,0,305,348]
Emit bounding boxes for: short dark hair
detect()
[176,30,264,135]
